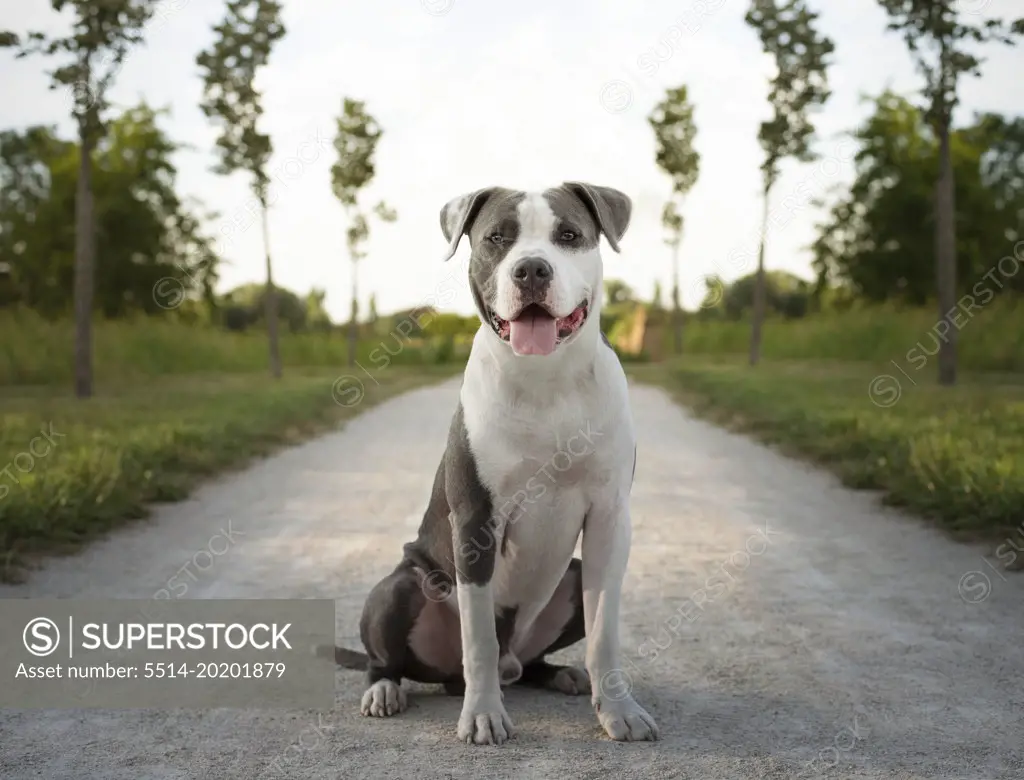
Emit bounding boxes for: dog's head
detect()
[439,183,631,357]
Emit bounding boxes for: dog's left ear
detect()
[439,187,498,262]
[564,182,632,253]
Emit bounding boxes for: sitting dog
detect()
[328,183,658,745]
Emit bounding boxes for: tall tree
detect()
[2,0,157,398]
[330,98,396,367]
[745,0,833,366]
[651,280,665,311]
[876,1,1024,386]
[648,84,700,355]
[196,0,286,378]
[367,292,379,328]
[660,201,684,351]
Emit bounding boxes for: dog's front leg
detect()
[582,498,659,741]
[451,512,514,745]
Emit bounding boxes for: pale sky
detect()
[2,0,1022,320]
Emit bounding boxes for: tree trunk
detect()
[347,258,358,368]
[73,127,95,399]
[671,239,682,355]
[935,118,957,386]
[749,183,771,367]
[260,203,282,379]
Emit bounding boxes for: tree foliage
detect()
[746,0,834,187]
[976,112,1024,238]
[219,283,331,333]
[812,92,1024,303]
[661,200,683,249]
[648,85,700,197]
[1,0,156,144]
[331,98,383,209]
[877,0,1023,134]
[701,270,813,320]
[604,279,637,306]
[196,0,286,200]
[0,105,219,315]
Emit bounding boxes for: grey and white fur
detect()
[323,183,659,745]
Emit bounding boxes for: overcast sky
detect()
[2,0,1022,320]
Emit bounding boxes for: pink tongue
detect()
[509,311,558,355]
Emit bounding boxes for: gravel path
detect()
[2,376,1022,779]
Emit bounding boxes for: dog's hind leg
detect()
[516,558,590,696]
[358,560,425,717]
[519,660,590,695]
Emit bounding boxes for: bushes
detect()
[675,298,1024,372]
[0,308,475,386]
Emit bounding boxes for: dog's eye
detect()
[489,233,505,245]
[559,231,578,242]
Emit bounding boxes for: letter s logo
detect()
[23,617,61,657]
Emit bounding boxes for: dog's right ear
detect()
[439,188,497,262]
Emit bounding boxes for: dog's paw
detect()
[549,666,590,696]
[595,696,659,742]
[360,679,407,717]
[457,693,514,745]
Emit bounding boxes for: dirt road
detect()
[1,377,1021,779]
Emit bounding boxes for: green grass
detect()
[0,309,472,386]
[0,365,459,580]
[674,298,1024,372]
[632,358,1024,541]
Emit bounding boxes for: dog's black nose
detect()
[512,257,553,290]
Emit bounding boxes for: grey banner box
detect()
[1,599,336,709]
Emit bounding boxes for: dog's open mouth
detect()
[490,300,589,355]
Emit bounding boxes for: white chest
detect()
[467,395,598,607]
[459,339,635,614]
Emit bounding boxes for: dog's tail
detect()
[312,643,369,670]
